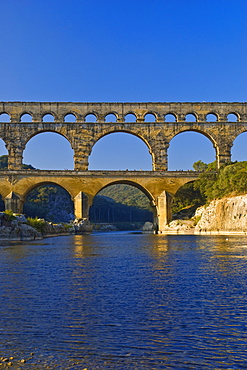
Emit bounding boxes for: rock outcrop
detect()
[195,194,247,234]
[0,213,42,240]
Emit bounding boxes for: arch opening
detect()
[232,132,247,162]
[227,113,238,122]
[0,195,4,212]
[185,113,196,122]
[42,114,55,122]
[144,113,156,122]
[23,131,74,170]
[172,180,205,219]
[125,113,136,122]
[23,183,74,222]
[64,113,76,122]
[89,183,154,230]
[85,114,97,122]
[21,113,32,122]
[206,113,217,122]
[168,131,215,171]
[0,113,10,122]
[88,132,152,170]
[0,139,9,170]
[105,114,117,122]
[165,114,176,122]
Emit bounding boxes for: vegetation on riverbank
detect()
[173,161,247,214]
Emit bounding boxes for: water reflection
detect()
[0,234,246,369]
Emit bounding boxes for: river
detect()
[0,232,246,369]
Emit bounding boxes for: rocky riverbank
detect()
[162,194,247,235]
[0,213,93,241]
[195,194,247,234]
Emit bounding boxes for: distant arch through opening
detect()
[168,131,215,170]
[89,132,152,170]
[23,132,74,170]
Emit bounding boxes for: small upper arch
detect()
[0,112,11,122]
[84,113,97,122]
[105,113,117,122]
[164,113,177,122]
[20,112,33,122]
[144,112,157,122]
[227,112,239,122]
[124,112,137,122]
[185,112,197,122]
[64,112,77,122]
[206,112,218,122]
[42,112,56,122]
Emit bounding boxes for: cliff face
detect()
[195,195,247,234]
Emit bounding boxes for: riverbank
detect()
[0,213,93,241]
[162,194,247,235]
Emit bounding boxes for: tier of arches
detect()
[0,129,247,171]
[0,111,242,123]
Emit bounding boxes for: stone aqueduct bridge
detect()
[0,101,246,232]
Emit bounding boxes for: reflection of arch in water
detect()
[23,131,74,170]
[168,130,216,170]
[89,131,153,170]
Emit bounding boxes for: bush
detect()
[4,210,16,221]
[26,217,46,233]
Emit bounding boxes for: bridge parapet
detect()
[0,101,247,123]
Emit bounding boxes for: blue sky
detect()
[0,0,246,170]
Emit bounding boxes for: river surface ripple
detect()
[0,233,247,369]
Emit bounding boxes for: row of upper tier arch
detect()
[0,111,243,123]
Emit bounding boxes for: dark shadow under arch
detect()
[89,182,155,227]
[23,183,74,222]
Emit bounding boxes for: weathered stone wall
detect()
[0,101,246,171]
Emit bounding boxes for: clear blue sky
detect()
[0,0,246,170]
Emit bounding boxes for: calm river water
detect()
[0,233,247,369]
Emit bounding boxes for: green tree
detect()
[192,160,208,172]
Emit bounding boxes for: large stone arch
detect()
[22,180,74,201]
[231,128,247,161]
[22,181,74,221]
[88,128,155,169]
[23,127,74,148]
[90,179,158,229]
[94,179,155,202]
[168,128,217,166]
